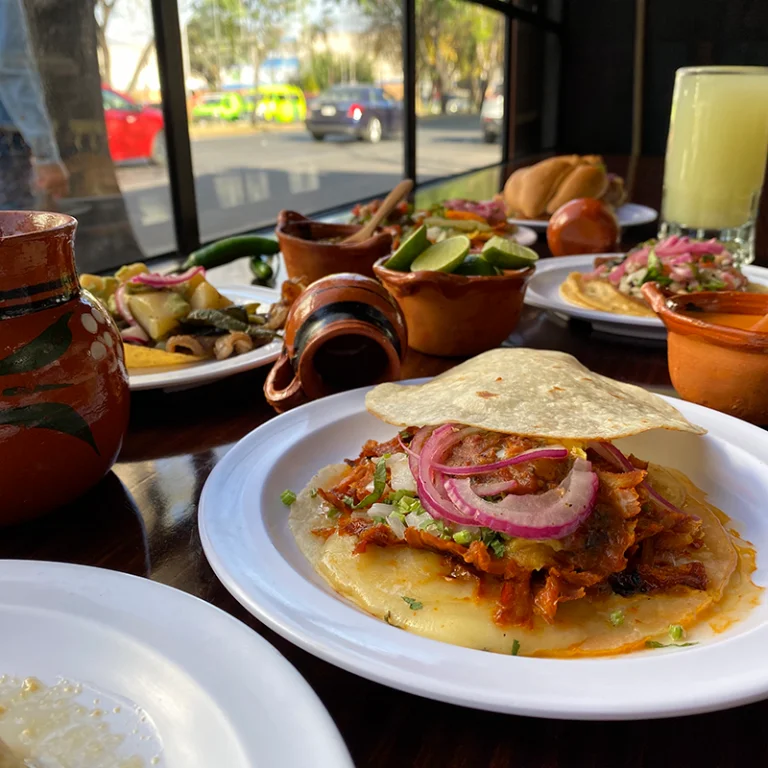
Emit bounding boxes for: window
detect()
[1,0,561,273]
[182,0,405,245]
[415,0,506,182]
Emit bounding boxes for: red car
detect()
[102,87,165,164]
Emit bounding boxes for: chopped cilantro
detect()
[372,515,387,524]
[452,530,474,545]
[280,489,296,506]
[382,452,392,459]
[387,489,415,502]
[342,495,355,507]
[701,279,726,291]
[399,430,411,440]
[397,495,425,516]
[354,458,388,509]
[309,488,318,499]
[668,624,684,642]
[511,639,521,656]
[609,609,625,627]
[645,640,698,649]
[402,596,423,610]
[327,507,340,519]
[480,528,507,558]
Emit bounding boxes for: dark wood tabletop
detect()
[3,163,766,768]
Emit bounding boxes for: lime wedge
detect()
[384,225,429,271]
[453,254,500,276]
[482,236,539,269]
[410,235,471,273]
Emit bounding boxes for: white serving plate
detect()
[199,382,768,720]
[128,284,282,391]
[508,202,658,230]
[524,254,768,340]
[0,560,352,766]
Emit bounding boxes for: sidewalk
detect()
[188,121,305,141]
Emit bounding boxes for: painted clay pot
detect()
[0,211,130,524]
[374,257,535,357]
[264,273,407,413]
[643,282,768,424]
[275,210,393,283]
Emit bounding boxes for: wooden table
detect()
[4,173,764,767]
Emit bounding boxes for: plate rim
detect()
[0,558,353,767]
[128,283,282,391]
[508,202,659,230]
[198,382,768,721]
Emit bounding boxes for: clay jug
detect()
[0,211,130,524]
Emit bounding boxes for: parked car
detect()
[305,85,403,143]
[191,92,248,122]
[102,87,165,164]
[445,94,472,114]
[480,84,504,143]
[253,84,307,123]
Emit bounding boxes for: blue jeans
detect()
[0,130,34,210]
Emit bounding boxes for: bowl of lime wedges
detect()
[373,226,537,357]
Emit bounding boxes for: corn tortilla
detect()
[560,272,656,317]
[365,349,704,440]
[124,344,205,370]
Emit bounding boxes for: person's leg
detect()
[0,131,35,210]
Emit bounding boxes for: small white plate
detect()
[0,560,352,766]
[128,284,282,391]
[508,202,659,230]
[199,383,768,720]
[524,255,768,340]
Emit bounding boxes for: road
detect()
[114,114,501,256]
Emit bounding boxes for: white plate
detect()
[199,383,768,720]
[508,202,659,230]
[0,560,352,767]
[524,255,768,340]
[128,285,282,391]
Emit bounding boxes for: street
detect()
[115,114,501,256]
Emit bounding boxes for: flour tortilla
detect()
[366,348,704,440]
[560,272,656,317]
[290,463,738,657]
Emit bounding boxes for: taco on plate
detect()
[288,349,753,657]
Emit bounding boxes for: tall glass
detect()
[659,66,768,264]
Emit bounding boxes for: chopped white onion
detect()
[386,453,417,492]
[387,512,407,539]
[366,502,393,519]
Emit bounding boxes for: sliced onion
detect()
[587,441,685,516]
[417,425,479,526]
[114,284,134,325]
[120,324,149,345]
[432,445,568,476]
[130,266,205,287]
[444,458,598,539]
[472,478,519,496]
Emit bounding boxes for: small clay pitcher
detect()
[264,273,407,412]
[275,210,393,283]
[0,211,130,524]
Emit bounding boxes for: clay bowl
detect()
[642,282,768,424]
[374,257,535,357]
[275,210,393,284]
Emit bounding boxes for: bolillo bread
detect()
[502,155,625,219]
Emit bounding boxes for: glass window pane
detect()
[181,0,404,244]
[416,1,505,183]
[2,0,177,271]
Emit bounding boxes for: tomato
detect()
[546,198,620,257]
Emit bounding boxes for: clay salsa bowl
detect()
[374,256,535,357]
[276,210,393,284]
[642,282,768,424]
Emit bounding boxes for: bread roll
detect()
[545,163,609,214]
[502,155,624,219]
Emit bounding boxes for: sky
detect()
[106,0,367,47]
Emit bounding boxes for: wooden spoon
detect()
[749,313,768,333]
[342,179,413,244]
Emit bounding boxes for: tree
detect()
[93,0,119,86]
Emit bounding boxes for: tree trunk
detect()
[125,39,155,96]
[96,25,111,86]
[23,0,144,272]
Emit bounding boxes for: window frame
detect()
[148,0,562,262]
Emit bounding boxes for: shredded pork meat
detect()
[311,431,709,628]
